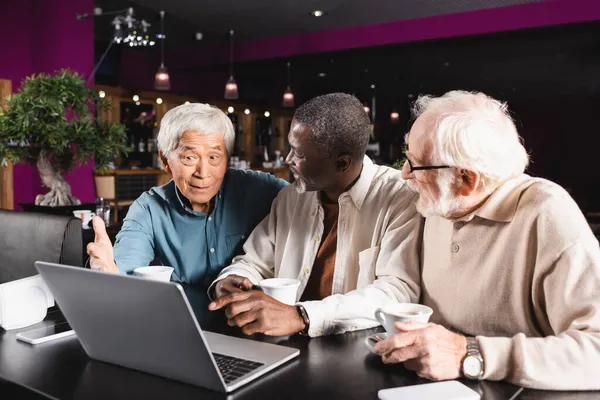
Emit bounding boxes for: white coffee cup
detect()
[374,303,433,334]
[133,266,174,282]
[73,210,94,228]
[258,278,301,305]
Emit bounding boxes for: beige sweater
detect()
[421,174,600,390]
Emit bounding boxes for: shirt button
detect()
[210,248,215,253]
[208,216,212,221]
[451,243,460,253]
[315,236,321,242]
[303,267,309,274]
[454,221,464,229]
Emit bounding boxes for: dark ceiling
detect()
[128,0,546,40]
[93,0,548,46]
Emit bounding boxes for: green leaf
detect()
[0,69,128,171]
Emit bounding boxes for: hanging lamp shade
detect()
[154,64,170,90]
[224,30,239,100]
[283,87,295,108]
[224,76,239,100]
[282,62,295,107]
[154,11,170,91]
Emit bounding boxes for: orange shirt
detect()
[301,200,339,301]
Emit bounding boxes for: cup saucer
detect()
[364,332,388,354]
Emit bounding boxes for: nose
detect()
[194,158,210,179]
[401,160,413,180]
[285,151,294,166]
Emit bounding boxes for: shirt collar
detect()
[345,156,376,210]
[460,174,531,223]
[173,172,227,216]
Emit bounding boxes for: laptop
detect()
[34,261,299,393]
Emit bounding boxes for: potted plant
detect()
[0,69,128,207]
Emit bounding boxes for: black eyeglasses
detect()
[404,154,451,173]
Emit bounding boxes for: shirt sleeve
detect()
[478,236,600,390]
[207,191,281,298]
[300,191,423,337]
[113,196,156,274]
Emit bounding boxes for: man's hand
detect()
[213,274,254,299]
[374,321,467,381]
[86,216,119,274]
[208,291,305,336]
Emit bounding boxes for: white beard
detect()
[407,175,461,218]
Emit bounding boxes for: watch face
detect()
[463,356,482,378]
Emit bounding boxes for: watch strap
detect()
[296,304,310,336]
[463,336,484,380]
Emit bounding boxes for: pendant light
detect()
[224,29,239,100]
[363,102,370,115]
[154,10,170,91]
[282,62,295,107]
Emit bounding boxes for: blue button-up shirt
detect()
[113,169,287,288]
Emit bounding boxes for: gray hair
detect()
[157,103,235,158]
[293,93,371,160]
[412,90,530,192]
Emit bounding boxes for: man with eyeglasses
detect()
[373,90,600,390]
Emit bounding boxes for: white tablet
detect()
[378,381,480,400]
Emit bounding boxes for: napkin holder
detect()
[0,275,55,330]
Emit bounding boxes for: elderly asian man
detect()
[208,93,422,337]
[87,103,287,290]
[373,90,600,390]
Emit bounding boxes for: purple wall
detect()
[0,0,96,209]
[236,0,600,62]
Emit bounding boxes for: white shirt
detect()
[212,157,423,336]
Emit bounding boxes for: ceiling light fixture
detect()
[244,109,250,115]
[156,97,163,104]
[264,111,271,118]
[184,101,190,104]
[132,95,139,102]
[390,109,399,124]
[154,11,171,91]
[224,29,239,100]
[282,62,295,108]
[312,10,324,17]
[318,72,327,78]
[135,101,141,106]
[98,90,106,98]
[227,106,234,113]
[364,103,370,115]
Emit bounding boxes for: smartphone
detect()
[16,322,75,345]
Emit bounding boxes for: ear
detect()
[159,151,172,175]
[457,169,481,196]
[335,154,352,173]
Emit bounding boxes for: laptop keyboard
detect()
[212,353,264,384]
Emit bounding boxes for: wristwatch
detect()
[296,304,310,336]
[462,337,484,380]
